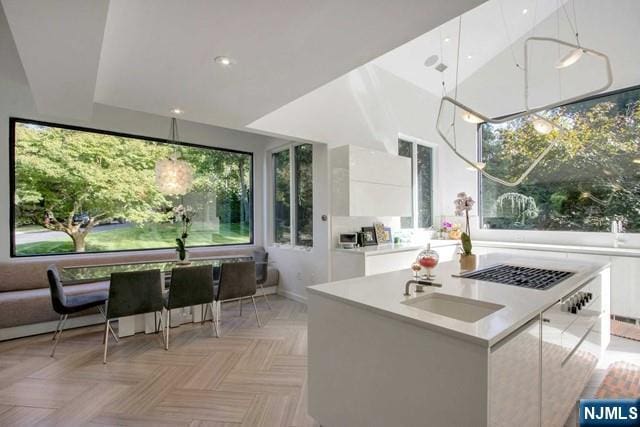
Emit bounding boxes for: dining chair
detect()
[253,249,272,310]
[103,269,164,363]
[47,265,117,357]
[164,265,218,350]
[216,261,261,336]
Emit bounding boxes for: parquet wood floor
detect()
[0,296,318,427]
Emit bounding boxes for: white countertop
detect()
[333,240,458,256]
[474,240,640,258]
[333,239,640,258]
[308,253,608,347]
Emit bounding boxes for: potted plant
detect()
[460,232,476,270]
[454,192,476,270]
[173,204,193,264]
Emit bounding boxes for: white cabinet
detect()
[489,318,540,427]
[330,145,411,217]
[610,256,640,319]
[541,271,609,427]
[331,244,459,281]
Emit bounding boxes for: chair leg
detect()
[52,314,64,341]
[239,298,243,316]
[259,284,272,310]
[251,296,262,328]
[210,302,219,338]
[215,301,221,337]
[165,310,171,351]
[201,304,206,324]
[102,319,110,364]
[158,310,166,347]
[98,305,118,342]
[50,314,68,357]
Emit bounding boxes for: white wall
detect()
[0,6,282,262]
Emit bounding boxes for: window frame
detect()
[398,134,437,230]
[476,83,640,232]
[269,142,313,248]
[9,117,255,258]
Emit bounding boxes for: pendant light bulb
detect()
[555,48,584,69]
[461,111,483,124]
[466,162,486,171]
[532,118,553,135]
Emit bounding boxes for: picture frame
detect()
[378,227,392,244]
[359,227,378,246]
[373,222,386,244]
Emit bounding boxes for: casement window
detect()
[272,143,313,246]
[398,138,434,229]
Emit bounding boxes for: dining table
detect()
[60,255,254,337]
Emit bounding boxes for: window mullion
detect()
[289,145,296,246]
[412,142,419,229]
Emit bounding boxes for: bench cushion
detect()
[0,281,109,329]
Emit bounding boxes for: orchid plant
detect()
[173,204,193,261]
[454,192,476,256]
[454,192,476,236]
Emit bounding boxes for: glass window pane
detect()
[273,149,291,244]
[480,86,640,232]
[12,120,253,256]
[417,144,433,228]
[295,144,313,247]
[398,140,414,229]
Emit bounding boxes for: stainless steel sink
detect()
[401,293,504,323]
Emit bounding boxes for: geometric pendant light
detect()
[155,117,194,195]
[435,36,613,187]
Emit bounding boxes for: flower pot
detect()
[459,254,477,271]
[176,250,190,265]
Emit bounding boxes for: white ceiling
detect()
[1,0,486,129]
[372,0,566,97]
[247,0,640,148]
[2,0,109,120]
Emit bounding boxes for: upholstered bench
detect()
[0,246,279,340]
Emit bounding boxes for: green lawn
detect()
[15,223,251,256]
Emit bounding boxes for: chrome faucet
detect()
[404,279,442,296]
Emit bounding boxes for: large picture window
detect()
[11,118,253,257]
[272,143,313,247]
[479,86,640,232]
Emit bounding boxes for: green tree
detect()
[15,124,172,251]
[481,88,640,232]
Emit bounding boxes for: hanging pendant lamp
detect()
[155,117,194,196]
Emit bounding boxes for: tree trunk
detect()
[71,232,86,252]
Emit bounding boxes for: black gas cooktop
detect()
[457,264,574,290]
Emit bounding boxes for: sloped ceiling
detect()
[1,0,485,128]
[248,0,640,150]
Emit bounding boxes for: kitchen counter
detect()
[308,253,611,427]
[310,252,608,346]
[474,239,640,257]
[332,240,457,256]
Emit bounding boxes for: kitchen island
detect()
[307,253,610,427]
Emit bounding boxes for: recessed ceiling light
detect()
[170,108,184,115]
[522,8,528,14]
[214,56,234,66]
[444,37,451,43]
[467,54,473,59]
